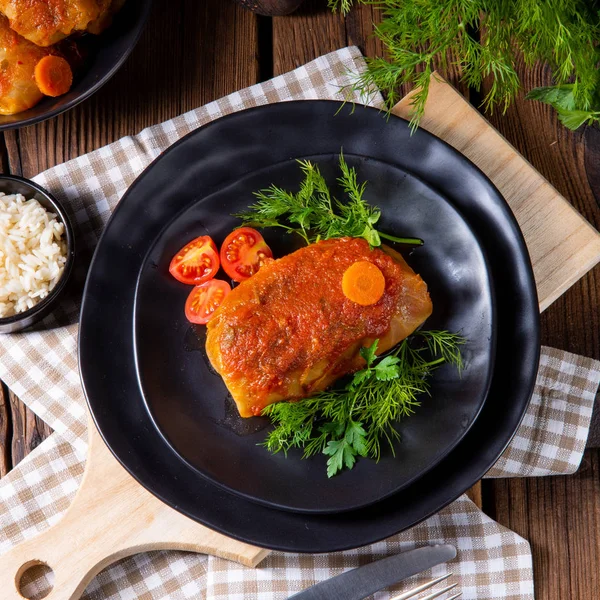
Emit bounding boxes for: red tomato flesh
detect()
[169,235,219,285]
[220,227,273,282]
[185,279,231,324]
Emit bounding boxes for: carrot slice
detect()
[342,261,386,306]
[34,56,73,97]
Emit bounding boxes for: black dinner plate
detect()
[133,156,495,513]
[80,101,539,551]
[0,0,152,131]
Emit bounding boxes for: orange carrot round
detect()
[34,56,73,97]
[342,261,386,306]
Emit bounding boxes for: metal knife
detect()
[288,544,456,600]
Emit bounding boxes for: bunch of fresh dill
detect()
[262,331,464,477]
[328,0,600,131]
[237,153,422,247]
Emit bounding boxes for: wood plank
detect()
[344,3,382,60]
[273,0,346,75]
[465,482,482,509]
[0,132,10,173]
[488,450,600,600]
[394,74,600,313]
[0,383,11,477]
[583,123,600,447]
[8,390,52,468]
[469,57,600,357]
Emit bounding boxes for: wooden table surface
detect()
[0,1,599,598]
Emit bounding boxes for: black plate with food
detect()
[133,155,495,513]
[0,0,152,130]
[80,101,539,550]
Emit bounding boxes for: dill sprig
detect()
[236,153,423,247]
[262,330,464,477]
[333,0,600,131]
[328,0,354,13]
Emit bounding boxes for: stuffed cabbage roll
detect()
[0,14,47,114]
[0,0,123,46]
[206,237,433,418]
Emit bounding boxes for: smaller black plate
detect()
[133,154,495,514]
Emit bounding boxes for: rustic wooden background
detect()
[1,1,599,598]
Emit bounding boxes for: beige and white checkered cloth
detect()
[1,47,600,600]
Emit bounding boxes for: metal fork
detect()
[391,573,461,600]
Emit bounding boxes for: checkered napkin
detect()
[1,47,600,600]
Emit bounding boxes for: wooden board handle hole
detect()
[16,561,54,600]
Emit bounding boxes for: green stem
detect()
[265,222,311,245]
[424,357,446,368]
[378,231,424,246]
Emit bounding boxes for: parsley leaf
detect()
[320,421,345,438]
[324,438,356,477]
[526,85,577,112]
[527,84,600,131]
[350,368,372,389]
[345,420,368,457]
[374,355,401,381]
[323,420,368,477]
[359,339,378,366]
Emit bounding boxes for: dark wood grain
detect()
[0,384,11,477]
[488,450,600,599]
[273,0,345,74]
[232,0,305,16]
[476,48,600,600]
[8,390,52,466]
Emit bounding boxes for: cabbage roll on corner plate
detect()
[0,14,48,115]
[206,237,433,418]
[0,0,125,46]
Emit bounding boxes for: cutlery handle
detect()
[0,420,269,600]
[288,544,457,600]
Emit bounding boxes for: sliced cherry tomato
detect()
[220,227,273,282]
[184,279,231,324]
[169,235,219,285]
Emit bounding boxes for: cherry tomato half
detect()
[169,235,219,285]
[184,279,231,324]
[220,227,273,282]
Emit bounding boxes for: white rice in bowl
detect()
[0,192,67,318]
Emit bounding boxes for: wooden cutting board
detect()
[394,74,600,312]
[2,76,600,600]
[0,420,270,600]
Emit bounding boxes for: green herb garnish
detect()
[240,156,463,477]
[526,84,600,131]
[329,0,600,131]
[236,153,422,247]
[262,331,464,477]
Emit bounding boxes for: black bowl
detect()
[0,0,152,131]
[0,176,75,333]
